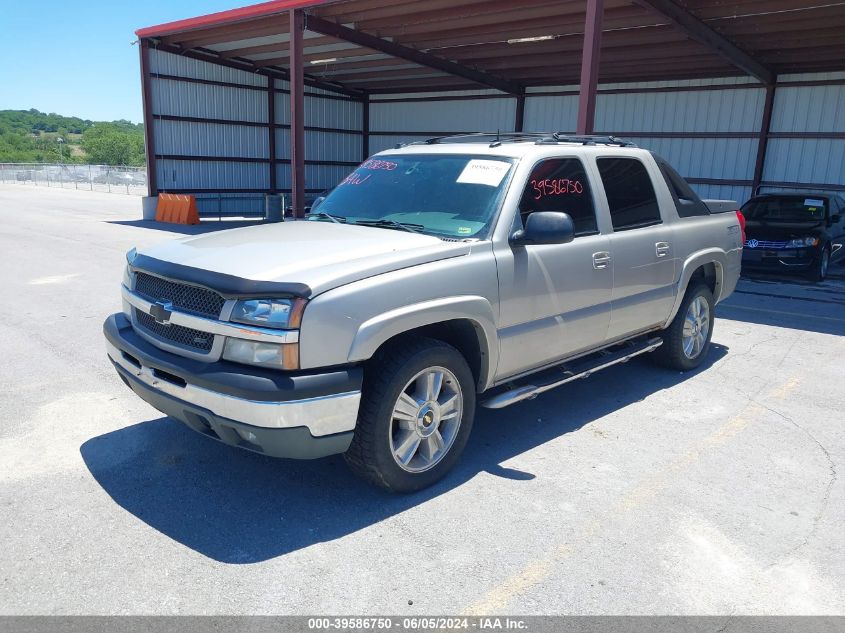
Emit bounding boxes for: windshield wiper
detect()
[353,219,425,234]
[309,212,346,224]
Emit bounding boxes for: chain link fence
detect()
[0,163,146,195]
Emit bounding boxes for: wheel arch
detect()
[347,296,498,392]
[663,250,726,327]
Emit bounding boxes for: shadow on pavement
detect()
[106,219,267,236]
[81,345,727,564]
[719,274,845,336]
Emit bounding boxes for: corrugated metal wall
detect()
[147,49,363,216]
[369,91,516,154]
[763,72,845,192]
[523,79,766,203]
[146,47,844,213]
[365,78,778,203]
[274,79,363,192]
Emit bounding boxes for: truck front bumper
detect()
[104,313,361,459]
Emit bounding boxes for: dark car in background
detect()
[740,193,845,281]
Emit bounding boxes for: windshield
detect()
[742,196,827,222]
[311,154,515,239]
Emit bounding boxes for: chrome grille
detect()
[134,272,225,318]
[744,239,788,250]
[134,308,215,352]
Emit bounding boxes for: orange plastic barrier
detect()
[155,193,200,225]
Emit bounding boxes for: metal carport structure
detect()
[135,0,845,217]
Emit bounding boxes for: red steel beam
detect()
[514,94,525,133]
[139,39,158,196]
[305,14,523,95]
[268,78,277,193]
[577,0,604,135]
[752,83,776,195]
[362,95,370,160]
[289,9,306,218]
[634,0,775,84]
[137,0,327,39]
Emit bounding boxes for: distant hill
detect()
[0,109,145,166]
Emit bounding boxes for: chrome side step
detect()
[480,337,663,409]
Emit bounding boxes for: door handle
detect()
[655,242,670,258]
[592,251,611,270]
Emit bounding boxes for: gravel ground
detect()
[0,185,843,615]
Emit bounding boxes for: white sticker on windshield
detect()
[805,198,824,207]
[457,160,510,187]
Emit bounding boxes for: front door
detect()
[494,157,613,380]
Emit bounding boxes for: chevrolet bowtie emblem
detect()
[150,301,173,325]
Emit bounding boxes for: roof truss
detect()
[634,0,776,83]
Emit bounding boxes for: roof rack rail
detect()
[536,134,638,147]
[420,132,548,146]
[414,132,637,148]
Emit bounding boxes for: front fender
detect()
[348,296,499,391]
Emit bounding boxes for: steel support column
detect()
[576,0,604,135]
[139,39,158,196]
[289,9,306,218]
[362,95,370,160]
[515,94,526,133]
[752,83,776,195]
[268,78,277,193]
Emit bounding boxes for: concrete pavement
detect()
[0,185,842,615]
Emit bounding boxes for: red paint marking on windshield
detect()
[340,171,372,186]
[531,179,584,200]
[361,159,398,171]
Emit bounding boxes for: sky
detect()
[0,0,246,123]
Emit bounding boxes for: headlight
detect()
[225,297,305,369]
[223,338,299,370]
[785,237,819,248]
[123,247,136,289]
[230,298,306,330]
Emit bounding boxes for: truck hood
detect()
[135,221,473,297]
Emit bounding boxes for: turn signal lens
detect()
[222,338,300,370]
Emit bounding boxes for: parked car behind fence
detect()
[0,163,146,195]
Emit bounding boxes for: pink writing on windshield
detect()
[531,179,584,200]
[340,171,372,186]
[361,159,398,171]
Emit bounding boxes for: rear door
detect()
[596,156,677,339]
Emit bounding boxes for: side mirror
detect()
[310,196,326,212]
[830,214,842,224]
[511,211,575,246]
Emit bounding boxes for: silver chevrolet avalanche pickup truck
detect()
[105,134,743,491]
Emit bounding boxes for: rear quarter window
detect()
[654,156,710,218]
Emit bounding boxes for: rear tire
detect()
[344,336,475,492]
[654,283,715,371]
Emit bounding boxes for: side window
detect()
[597,157,662,231]
[655,157,709,218]
[518,158,597,236]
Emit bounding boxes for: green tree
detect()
[81,123,145,166]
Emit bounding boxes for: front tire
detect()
[654,283,715,371]
[809,245,830,282]
[344,336,475,492]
